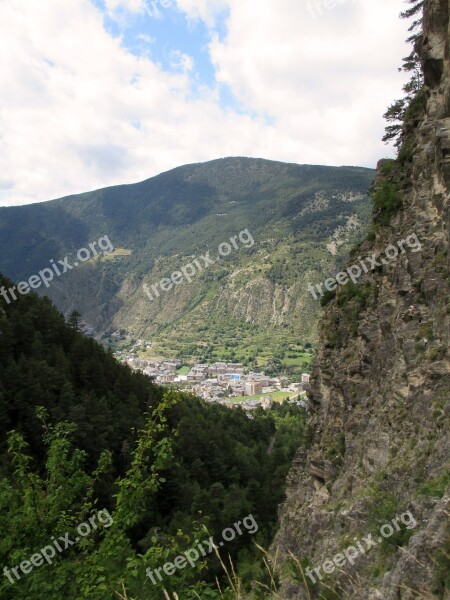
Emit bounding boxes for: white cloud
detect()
[204,0,410,165]
[104,0,145,14]
[0,0,410,206]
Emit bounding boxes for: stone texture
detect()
[272,1,450,597]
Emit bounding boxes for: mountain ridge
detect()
[0,157,375,367]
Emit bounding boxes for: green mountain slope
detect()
[0,157,375,365]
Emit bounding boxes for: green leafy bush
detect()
[372,179,403,226]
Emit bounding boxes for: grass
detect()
[417,469,450,498]
[102,248,132,259]
[90,248,133,262]
[151,326,315,374]
[230,391,306,403]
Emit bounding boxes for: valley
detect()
[1,1,449,599]
[117,348,310,409]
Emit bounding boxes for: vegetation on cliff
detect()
[273,1,450,597]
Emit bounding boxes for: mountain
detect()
[0,158,375,368]
[273,1,450,597]
[2,1,449,598]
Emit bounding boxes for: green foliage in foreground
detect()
[0,396,307,599]
[0,275,308,599]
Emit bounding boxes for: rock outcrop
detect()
[273,1,450,598]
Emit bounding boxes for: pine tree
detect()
[67,309,81,331]
[382,0,425,147]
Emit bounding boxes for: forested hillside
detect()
[0,274,307,598]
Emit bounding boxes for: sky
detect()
[0,0,411,206]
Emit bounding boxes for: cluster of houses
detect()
[121,357,311,411]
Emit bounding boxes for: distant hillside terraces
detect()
[0,157,375,367]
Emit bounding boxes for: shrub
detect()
[417,470,450,499]
[336,281,373,310]
[321,288,337,307]
[372,180,403,226]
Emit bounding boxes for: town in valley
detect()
[119,348,310,411]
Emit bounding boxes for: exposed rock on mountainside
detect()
[0,159,374,361]
[273,1,450,598]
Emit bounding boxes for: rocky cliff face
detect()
[273,1,450,598]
